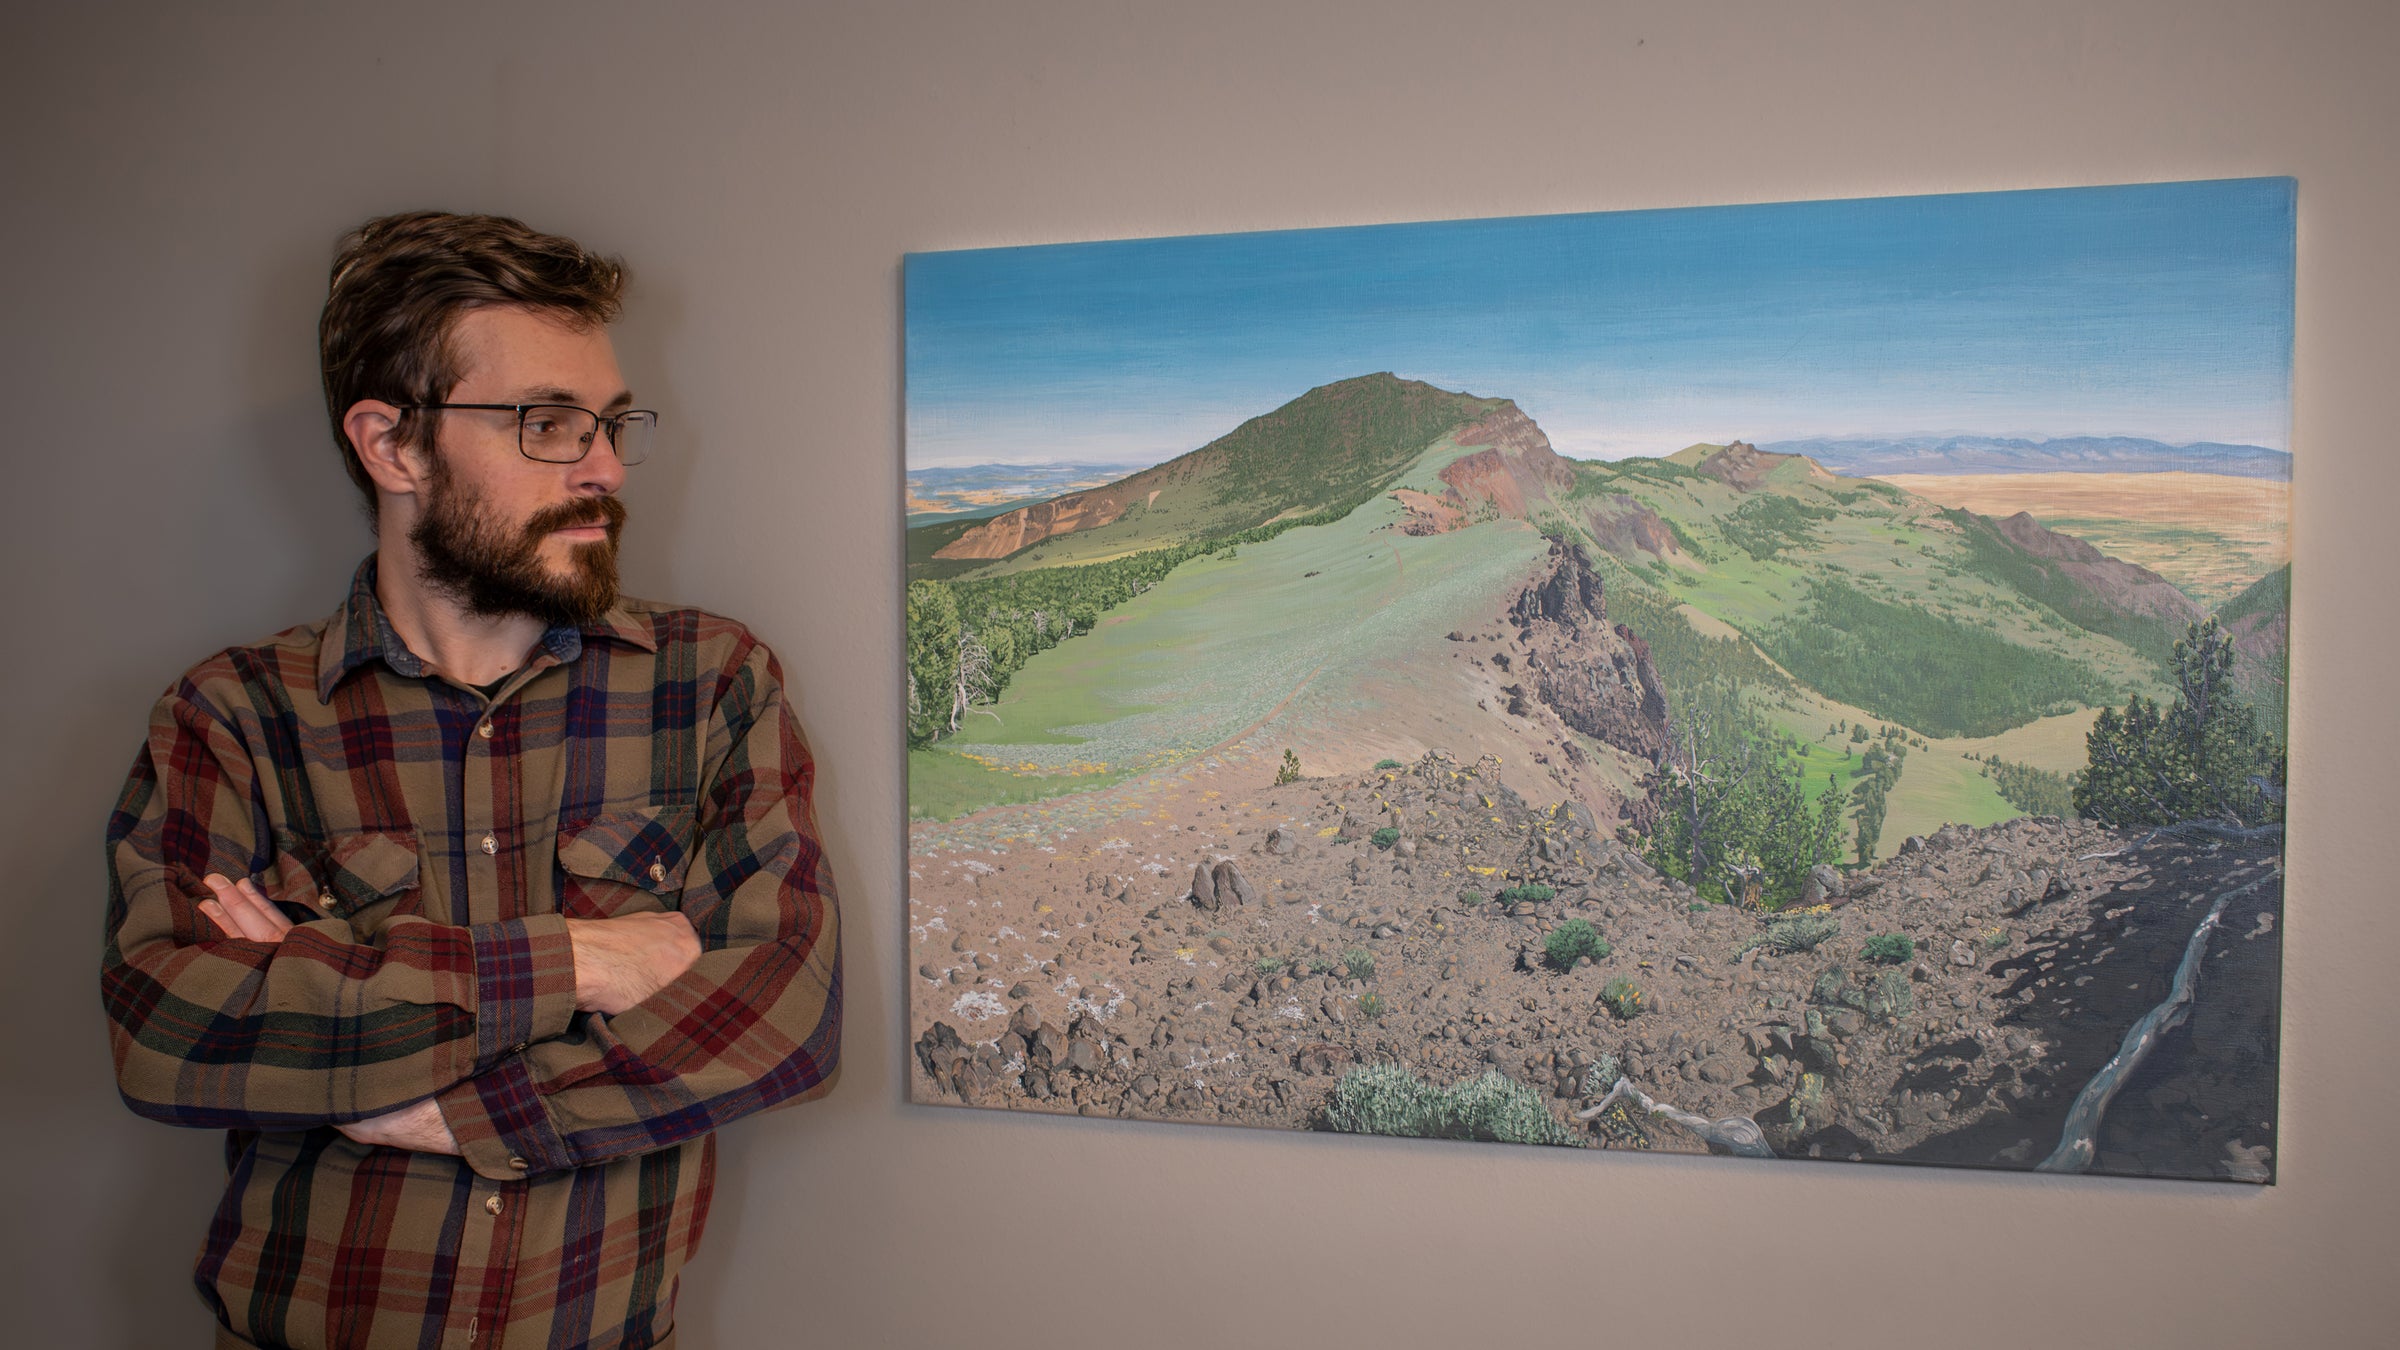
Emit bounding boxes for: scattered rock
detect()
[1295,1043,1354,1076]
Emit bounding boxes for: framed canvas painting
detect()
[904,178,2292,1182]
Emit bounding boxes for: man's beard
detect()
[409,456,627,627]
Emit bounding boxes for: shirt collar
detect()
[315,554,660,703]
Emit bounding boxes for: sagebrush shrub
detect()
[1544,919,1610,970]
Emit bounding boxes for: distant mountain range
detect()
[1757,436,2291,479]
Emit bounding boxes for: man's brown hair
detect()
[319,211,627,519]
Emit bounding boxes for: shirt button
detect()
[481,834,498,855]
[507,1156,529,1172]
[477,721,494,739]
[511,1042,529,1055]
[319,893,338,910]
[648,862,667,884]
[485,1195,504,1216]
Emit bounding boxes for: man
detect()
[101,211,842,1350]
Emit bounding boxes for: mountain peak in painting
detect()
[928,372,1506,563]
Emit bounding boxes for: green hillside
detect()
[909,373,1505,581]
[909,494,1547,820]
[2217,562,2289,629]
[2215,563,2291,729]
[1942,508,2187,666]
[1548,448,2172,739]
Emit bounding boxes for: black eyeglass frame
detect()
[398,402,660,465]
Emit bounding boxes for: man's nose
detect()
[571,438,627,495]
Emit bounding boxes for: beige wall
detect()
[5,2,2395,1345]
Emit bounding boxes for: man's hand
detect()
[199,873,296,942]
[336,1098,460,1155]
[565,911,701,1015]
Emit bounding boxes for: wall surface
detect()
[4,2,2395,1346]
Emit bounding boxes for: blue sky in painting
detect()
[904,178,2294,468]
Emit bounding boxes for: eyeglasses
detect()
[402,403,660,465]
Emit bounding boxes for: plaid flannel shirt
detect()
[102,557,842,1350]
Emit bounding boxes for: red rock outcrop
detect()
[1695,440,1809,491]
[1396,405,1579,533]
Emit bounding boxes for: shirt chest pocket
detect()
[556,805,695,918]
[270,827,424,935]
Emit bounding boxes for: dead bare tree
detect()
[947,629,999,732]
[1665,707,1760,890]
[1576,1077,1773,1158]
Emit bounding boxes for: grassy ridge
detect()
[1197,374,1502,516]
[1943,508,2182,666]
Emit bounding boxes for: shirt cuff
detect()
[465,914,579,1067]
[437,1052,574,1180]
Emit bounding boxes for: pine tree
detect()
[905,580,960,747]
[2074,618,2285,828]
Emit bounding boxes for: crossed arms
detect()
[194,873,702,1152]
[101,633,842,1177]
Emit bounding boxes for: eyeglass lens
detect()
[520,406,656,465]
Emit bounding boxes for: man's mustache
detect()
[525,496,627,537]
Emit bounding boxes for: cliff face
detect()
[1506,538,1674,781]
[934,488,1135,559]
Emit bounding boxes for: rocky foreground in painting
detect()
[913,752,2281,1181]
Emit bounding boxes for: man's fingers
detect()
[235,878,296,938]
[200,873,295,943]
[201,874,270,940]
[224,876,288,940]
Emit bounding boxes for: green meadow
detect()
[908,494,1547,820]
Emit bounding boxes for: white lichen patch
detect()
[950,990,1007,1022]
[1067,984,1128,1021]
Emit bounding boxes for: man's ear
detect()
[344,400,432,500]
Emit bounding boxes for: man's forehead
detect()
[449,304,630,404]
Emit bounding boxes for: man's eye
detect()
[524,416,561,436]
